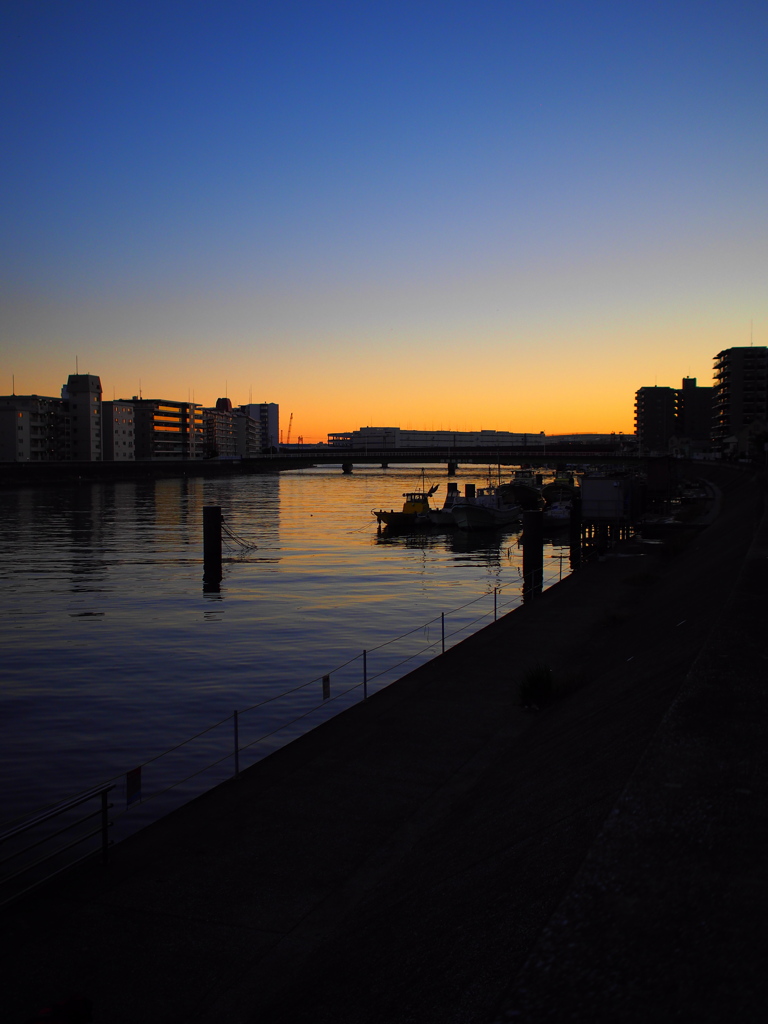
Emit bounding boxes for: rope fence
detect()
[3,554,572,879]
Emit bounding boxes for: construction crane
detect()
[286,412,293,445]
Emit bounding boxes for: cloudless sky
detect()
[2,0,766,439]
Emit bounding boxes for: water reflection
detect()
[0,465,572,831]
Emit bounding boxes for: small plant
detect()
[519,663,554,709]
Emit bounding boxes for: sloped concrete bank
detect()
[2,464,765,1024]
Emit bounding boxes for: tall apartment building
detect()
[241,403,279,451]
[676,377,714,442]
[61,374,102,461]
[0,395,70,461]
[635,378,715,454]
[634,386,677,453]
[132,399,204,459]
[713,347,768,455]
[102,400,135,460]
[203,398,237,458]
[203,399,264,458]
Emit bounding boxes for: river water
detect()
[0,465,571,838]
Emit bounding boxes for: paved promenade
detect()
[3,464,766,1023]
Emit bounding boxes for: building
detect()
[634,387,677,453]
[203,398,237,458]
[61,374,102,461]
[102,400,135,460]
[234,408,262,457]
[240,403,279,451]
[675,377,714,442]
[713,347,768,456]
[328,427,546,450]
[0,394,70,461]
[131,399,204,459]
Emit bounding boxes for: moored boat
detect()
[421,482,462,525]
[450,484,522,530]
[373,480,440,528]
[542,500,572,528]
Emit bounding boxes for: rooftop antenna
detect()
[12,374,15,395]
[76,356,79,374]
[139,378,142,399]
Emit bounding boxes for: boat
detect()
[542,500,572,528]
[450,484,523,530]
[420,482,462,525]
[372,478,440,528]
[498,469,543,510]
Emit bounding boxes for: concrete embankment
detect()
[3,463,766,1023]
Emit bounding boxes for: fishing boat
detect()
[499,469,544,510]
[450,484,522,530]
[420,482,462,525]
[542,500,572,527]
[372,478,440,528]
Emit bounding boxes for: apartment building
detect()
[102,400,135,460]
[713,347,768,455]
[132,399,204,459]
[61,374,102,461]
[240,402,279,451]
[0,395,70,461]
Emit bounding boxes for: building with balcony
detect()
[131,399,204,459]
[713,347,768,456]
[240,403,279,451]
[61,374,102,461]
[675,377,714,443]
[102,401,135,460]
[0,395,70,461]
[203,398,237,458]
[634,387,677,453]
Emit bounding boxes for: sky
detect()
[2,0,766,441]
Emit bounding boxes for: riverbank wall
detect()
[3,463,766,1023]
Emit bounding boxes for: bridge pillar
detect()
[342,462,353,474]
[447,460,458,476]
[381,462,389,469]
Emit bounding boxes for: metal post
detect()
[441,612,445,654]
[233,710,240,778]
[100,789,110,865]
[494,587,497,620]
[363,650,368,700]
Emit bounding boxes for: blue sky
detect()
[2,1,766,437]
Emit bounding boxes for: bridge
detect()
[256,445,641,473]
[0,445,649,488]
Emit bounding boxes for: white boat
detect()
[450,485,522,530]
[542,500,572,527]
[421,482,462,525]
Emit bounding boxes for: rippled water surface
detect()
[0,465,570,835]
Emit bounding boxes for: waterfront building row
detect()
[0,374,280,462]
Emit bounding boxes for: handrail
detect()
[0,785,115,907]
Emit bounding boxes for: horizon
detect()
[2,1,766,442]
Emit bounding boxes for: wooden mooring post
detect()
[522,509,544,603]
[203,505,223,592]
